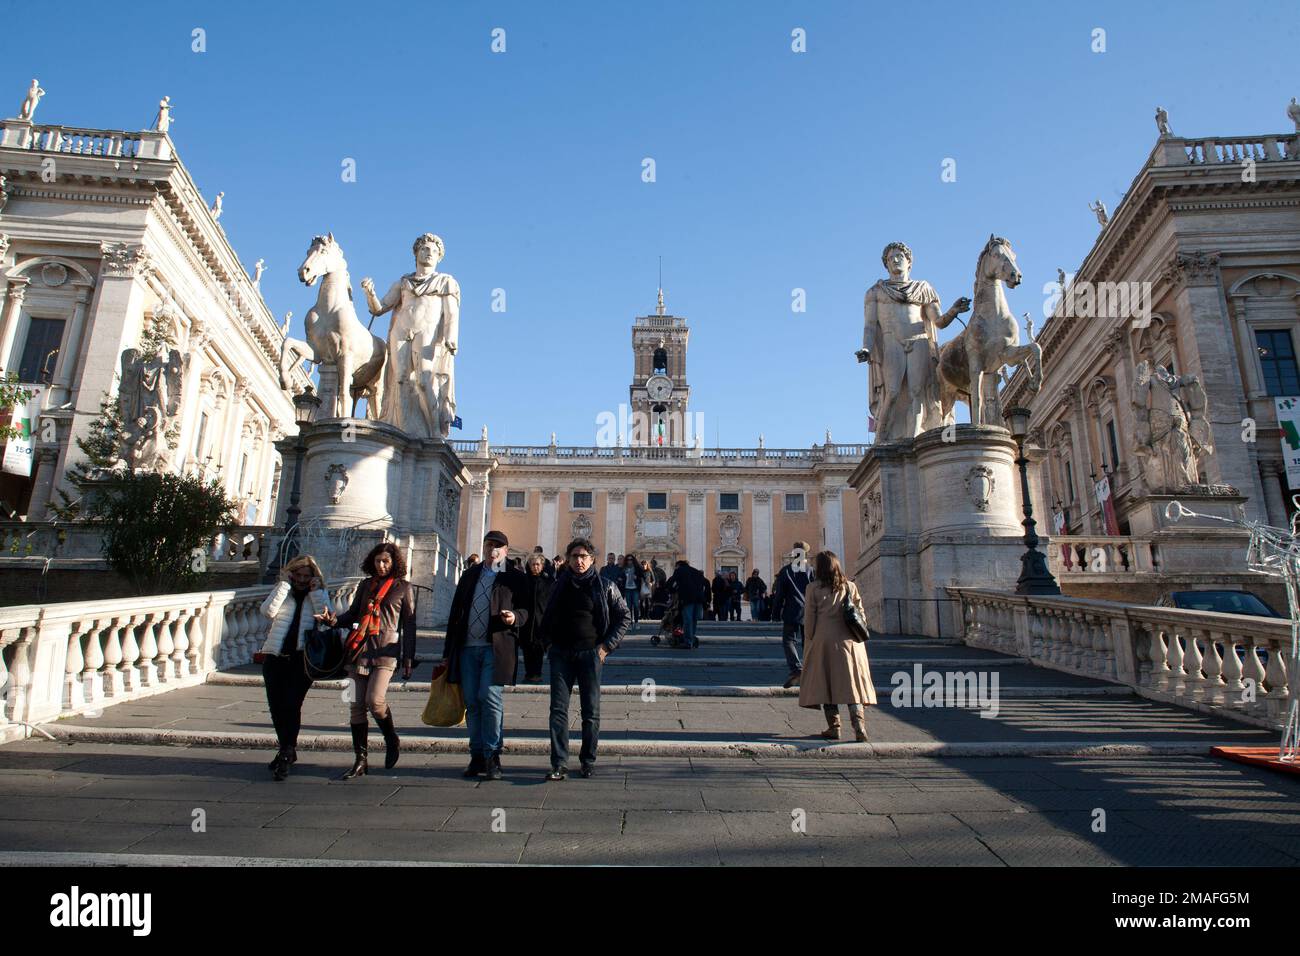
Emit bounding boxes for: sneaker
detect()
[545,766,568,781]
[484,753,503,781]
[579,764,595,778]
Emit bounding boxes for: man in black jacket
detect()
[770,541,811,688]
[666,558,708,649]
[746,569,768,622]
[539,537,629,779]
[443,531,530,780]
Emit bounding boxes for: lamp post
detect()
[263,386,321,583]
[1003,406,1061,595]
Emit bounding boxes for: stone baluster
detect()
[118,617,142,693]
[1167,629,1187,696]
[154,612,176,683]
[1183,629,1206,702]
[1200,631,1225,706]
[102,617,126,697]
[0,639,10,730]
[1219,631,1245,702]
[63,623,86,711]
[6,632,34,726]
[1149,627,1172,692]
[1241,638,1267,709]
[1264,641,1290,717]
[183,603,207,675]
[137,614,160,688]
[80,619,106,707]
[171,608,192,678]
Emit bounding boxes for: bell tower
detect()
[629,287,691,446]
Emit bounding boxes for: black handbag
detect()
[303,624,349,680]
[841,587,871,643]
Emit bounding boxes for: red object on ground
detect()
[1210,746,1300,777]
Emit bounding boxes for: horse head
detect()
[978,234,1022,289]
[298,232,345,287]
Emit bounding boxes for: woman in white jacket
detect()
[258,555,330,780]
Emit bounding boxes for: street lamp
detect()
[1003,405,1061,595]
[263,385,321,582]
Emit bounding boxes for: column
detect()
[465,476,490,554]
[1065,385,1098,532]
[687,489,706,568]
[752,491,773,580]
[46,285,92,407]
[27,447,60,519]
[219,379,249,495]
[538,488,559,557]
[605,489,626,555]
[1231,296,1266,398]
[0,277,30,371]
[175,321,210,471]
[1261,462,1289,527]
[820,487,844,557]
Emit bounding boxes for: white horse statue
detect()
[279,233,386,419]
[938,235,1041,427]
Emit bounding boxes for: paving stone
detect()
[322,828,527,863]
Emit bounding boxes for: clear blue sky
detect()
[4,1,1296,446]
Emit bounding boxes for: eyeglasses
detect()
[570,553,592,560]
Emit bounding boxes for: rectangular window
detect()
[647,492,667,510]
[1106,420,1120,472]
[505,491,525,509]
[572,490,593,509]
[719,492,740,511]
[16,317,65,384]
[785,493,805,512]
[1256,328,1300,396]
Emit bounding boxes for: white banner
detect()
[2,383,46,477]
[1277,397,1300,491]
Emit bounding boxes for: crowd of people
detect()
[256,533,875,784]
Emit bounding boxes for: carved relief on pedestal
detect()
[964,465,995,512]
[434,474,460,534]
[861,488,883,538]
[324,463,349,504]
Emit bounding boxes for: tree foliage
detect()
[85,470,237,595]
[0,372,35,444]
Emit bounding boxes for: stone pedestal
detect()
[850,425,1031,639]
[266,418,469,627]
[1125,490,1251,572]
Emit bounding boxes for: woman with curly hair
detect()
[317,541,417,778]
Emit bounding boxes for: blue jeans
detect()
[624,588,640,623]
[549,646,602,768]
[681,602,702,647]
[460,644,504,757]
[782,621,804,672]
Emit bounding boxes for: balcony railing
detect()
[450,441,871,466]
[1047,535,1159,575]
[1162,133,1297,166]
[13,123,142,158]
[949,587,1293,730]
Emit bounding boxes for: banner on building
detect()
[1275,397,1300,490]
[2,383,46,477]
[1094,475,1121,536]
[1052,508,1073,568]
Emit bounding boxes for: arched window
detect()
[652,347,668,375]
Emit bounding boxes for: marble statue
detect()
[0,175,7,215]
[154,96,172,133]
[1023,312,1035,342]
[281,233,385,419]
[362,233,460,440]
[1289,97,1300,132]
[119,338,183,470]
[18,79,44,122]
[252,258,265,288]
[210,191,224,222]
[1089,200,1109,227]
[1132,360,1215,491]
[1057,268,1067,290]
[857,242,970,442]
[1155,106,1170,136]
[280,311,292,337]
[938,236,1042,426]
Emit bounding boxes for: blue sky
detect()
[4,1,1296,446]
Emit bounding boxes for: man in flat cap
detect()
[443,530,529,780]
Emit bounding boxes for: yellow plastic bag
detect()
[421,663,466,727]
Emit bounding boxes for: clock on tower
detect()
[629,289,691,446]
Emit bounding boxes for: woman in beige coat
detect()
[797,551,876,741]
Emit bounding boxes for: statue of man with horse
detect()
[857,241,970,442]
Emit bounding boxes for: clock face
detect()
[647,374,673,401]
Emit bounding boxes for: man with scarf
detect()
[857,241,970,442]
[539,536,630,780]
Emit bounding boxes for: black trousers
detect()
[263,652,313,750]
[520,637,546,679]
[548,646,602,768]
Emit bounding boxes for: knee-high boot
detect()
[375,710,400,769]
[341,722,368,779]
